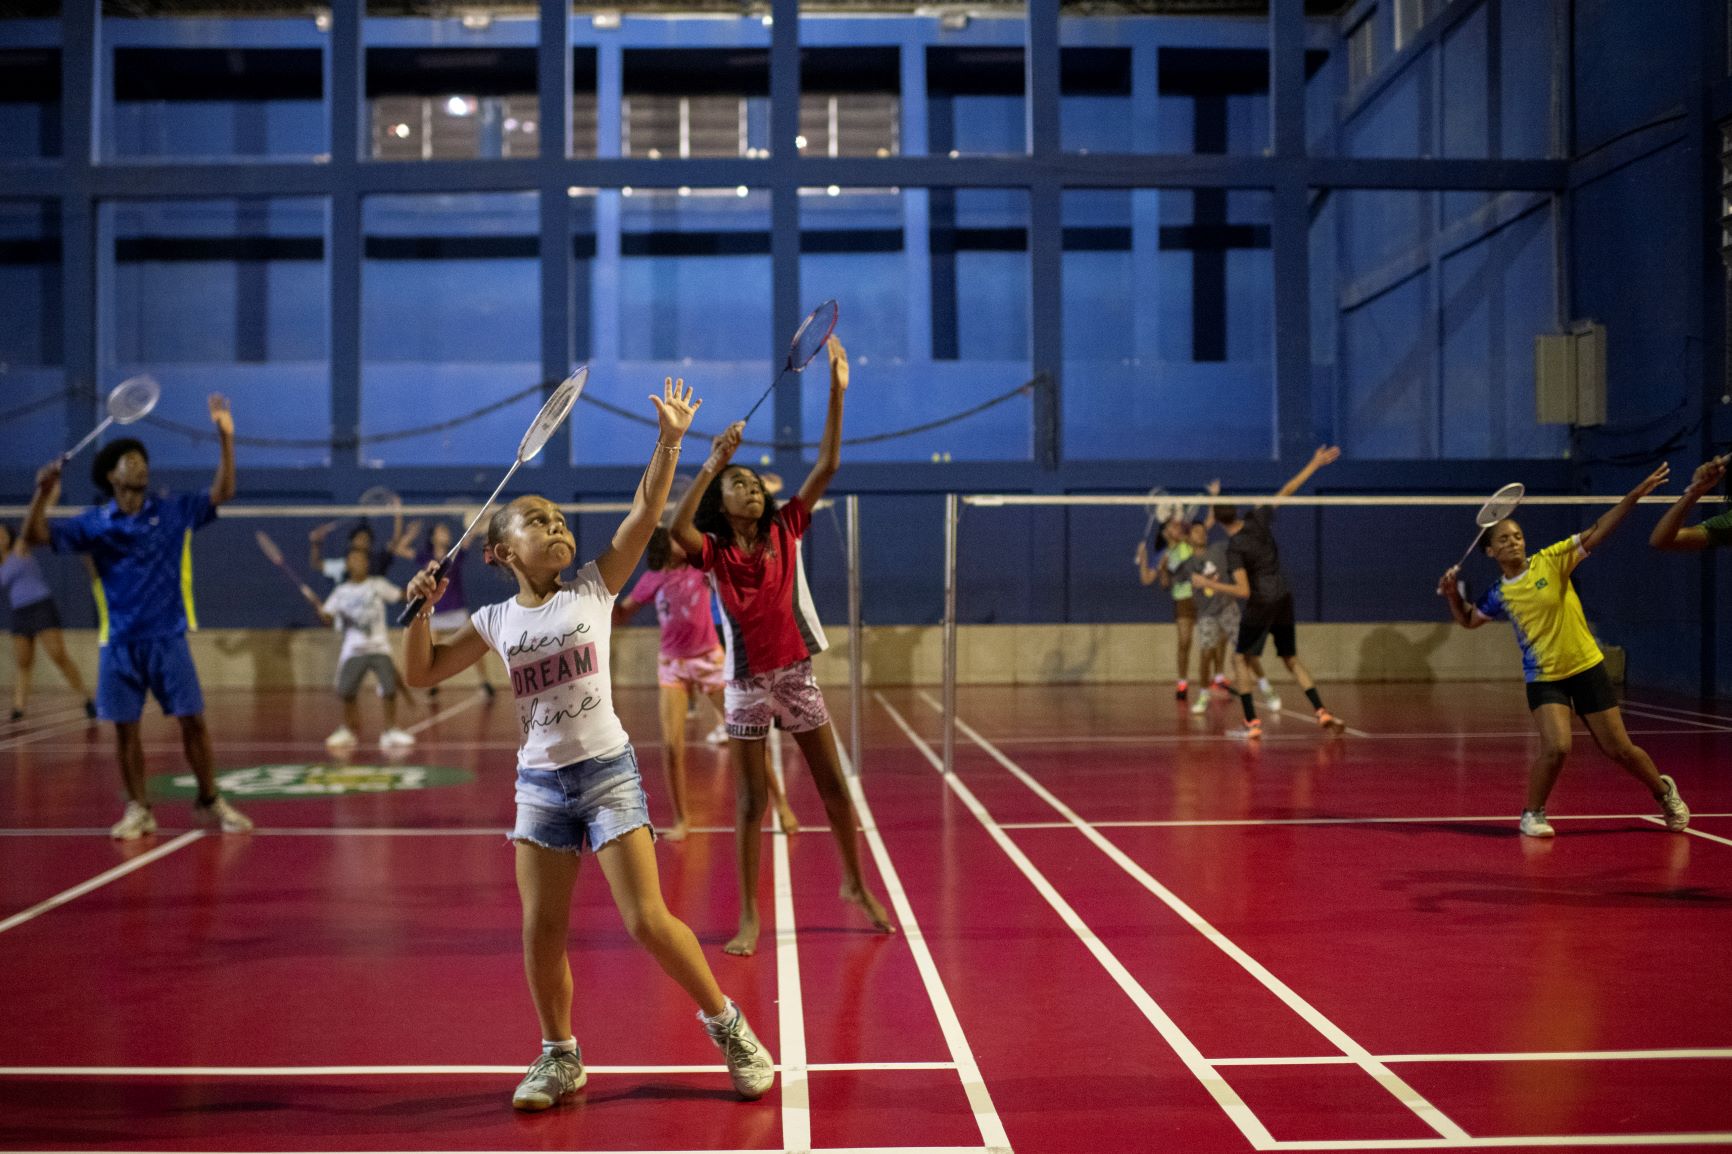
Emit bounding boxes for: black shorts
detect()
[1525,661,1617,716]
[1235,595,1297,658]
[9,598,61,639]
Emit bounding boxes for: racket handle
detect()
[398,558,451,626]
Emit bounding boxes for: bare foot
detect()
[661,822,688,842]
[776,803,800,834]
[724,914,760,956]
[841,883,896,934]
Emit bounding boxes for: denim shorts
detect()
[510,745,653,855]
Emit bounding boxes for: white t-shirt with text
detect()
[323,577,402,664]
[470,562,630,772]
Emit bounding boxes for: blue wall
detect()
[2,0,1726,696]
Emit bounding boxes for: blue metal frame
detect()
[7,0,1581,505]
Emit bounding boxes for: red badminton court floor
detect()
[1,682,1728,1153]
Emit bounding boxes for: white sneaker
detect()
[511,1047,586,1111]
[1519,809,1555,838]
[195,795,254,834]
[1189,691,1212,715]
[325,725,357,748]
[1259,690,1283,713]
[110,800,157,841]
[1657,775,1690,832]
[703,1004,775,1099]
[379,728,416,750]
[705,724,728,745]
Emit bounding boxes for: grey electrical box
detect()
[1535,322,1606,427]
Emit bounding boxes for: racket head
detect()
[108,375,161,424]
[787,300,839,373]
[519,367,587,462]
[1475,482,1525,528]
[358,485,401,510]
[253,529,287,567]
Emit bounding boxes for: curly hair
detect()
[92,437,148,498]
[693,465,778,541]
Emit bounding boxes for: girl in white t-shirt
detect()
[402,379,773,1114]
[312,546,414,751]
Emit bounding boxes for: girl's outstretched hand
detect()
[1632,461,1671,499]
[651,377,700,444]
[827,335,849,393]
[710,421,745,468]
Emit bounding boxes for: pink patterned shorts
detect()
[658,647,726,694]
[724,659,831,740]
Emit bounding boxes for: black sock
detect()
[1305,688,1324,711]
[1239,693,1257,723]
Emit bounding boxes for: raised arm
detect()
[1580,461,1670,555]
[669,421,743,557]
[1437,566,1489,628]
[1650,455,1728,552]
[595,378,699,595]
[207,393,236,506]
[796,336,848,510]
[401,563,491,687]
[23,461,61,548]
[389,519,423,562]
[1275,445,1340,500]
[1134,541,1160,586]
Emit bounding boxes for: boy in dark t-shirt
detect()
[1193,446,1348,740]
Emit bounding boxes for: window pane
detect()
[622,49,769,159]
[796,187,1031,464]
[0,200,66,451]
[365,43,540,162]
[1063,188,1273,460]
[361,192,540,466]
[101,7,326,163]
[571,188,772,467]
[0,34,61,160]
[102,197,330,468]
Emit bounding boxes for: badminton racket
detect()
[1450,482,1525,574]
[1136,487,1182,559]
[740,300,839,424]
[399,368,587,625]
[61,375,161,464]
[255,530,321,609]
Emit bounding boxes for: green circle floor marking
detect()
[154,763,475,799]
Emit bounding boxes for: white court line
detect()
[1209,1047,1732,1066]
[1277,708,1373,737]
[994,813,1732,831]
[836,741,1011,1153]
[402,689,490,736]
[768,730,811,1154]
[1642,816,1732,848]
[1617,704,1732,733]
[0,715,97,752]
[1266,1137,1732,1149]
[873,691,1280,1152]
[0,1061,957,1077]
[0,703,88,737]
[0,831,204,935]
[915,690,1469,1144]
[966,728,1712,745]
[1621,698,1732,723]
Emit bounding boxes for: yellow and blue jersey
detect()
[1474,534,1603,683]
[50,492,216,645]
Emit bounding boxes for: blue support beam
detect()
[327,0,362,486]
[1026,0,1061,471]
[538,0,575,489]
[59,0,98,491]
[769,0,802,470]
[1270,0,1312,461]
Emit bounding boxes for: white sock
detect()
[1257,677,1273,694]
[542,1037,577,1054]
[701,999,739,1029]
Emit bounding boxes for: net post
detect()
[942,492,959,776]
[846,493,863,779]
